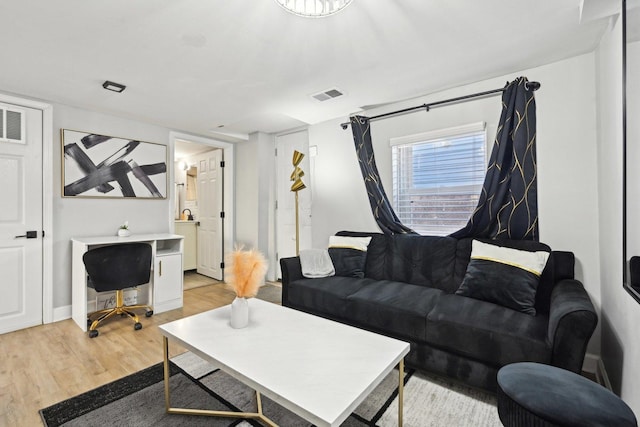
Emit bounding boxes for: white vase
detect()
[230,297,249,329]
[117,229,131,237]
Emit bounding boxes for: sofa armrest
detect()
[280,256,303,306]
[547,279,598,373]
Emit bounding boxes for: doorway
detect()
[171,132,235,288]
[0,94,53,333]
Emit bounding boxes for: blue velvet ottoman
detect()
[497,362,637,427]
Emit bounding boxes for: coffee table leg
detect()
[398,358,404,427]
[257,390,263,414]
[162,335,277,426]
[163,336,171,411]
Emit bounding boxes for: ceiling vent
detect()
[311,88,344,102]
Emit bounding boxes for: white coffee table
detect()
[159,299,410,426]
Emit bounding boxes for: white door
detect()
[0,102,43,334]
[196,149,223,280]
[275,130,311,279]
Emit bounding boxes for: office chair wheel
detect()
[145,310,153,317]
[89,330,99,338]
[134,322,142,330]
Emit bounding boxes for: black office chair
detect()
[83,242,154,338]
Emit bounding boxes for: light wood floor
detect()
[183,270,222,291]
[0,278,278,426]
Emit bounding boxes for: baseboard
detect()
[582,352,599,374]
[582,353,613,391]
[52,305,72,322]
[596,358,613,391]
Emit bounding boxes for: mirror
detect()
[186,166,197,201]
[624,0,640,302]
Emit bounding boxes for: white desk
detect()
[71,233,184,332]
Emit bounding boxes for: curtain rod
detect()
[339,81,541,130]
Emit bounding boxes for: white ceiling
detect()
[174,138,218,160]
[0,1,613,139]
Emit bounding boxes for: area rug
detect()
[40,352,501,426]
[255,282,283,305]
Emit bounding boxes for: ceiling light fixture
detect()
[102,80,126,93]
[274,0,353,18]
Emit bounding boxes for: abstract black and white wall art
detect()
[62,129,168,198]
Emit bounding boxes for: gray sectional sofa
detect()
[280,231,598,391]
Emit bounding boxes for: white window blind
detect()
[390,123,486,236]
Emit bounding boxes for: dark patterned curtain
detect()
[451,77,539,240]
[351,116,415,235]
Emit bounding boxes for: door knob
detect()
[15,231,37,239]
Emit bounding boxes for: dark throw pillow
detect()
[327,235,372,278]
[455,240,550,315]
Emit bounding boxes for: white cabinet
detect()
[154,253,183,313]
[175,221,197,270]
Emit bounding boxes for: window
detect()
[0,103,25,143]
[391,123,487,236]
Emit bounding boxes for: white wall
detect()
[596,14,640,414]
[52,104,173,308]
[308,53,603,356]
[174,161,187,219]
[236,136,259,247]
[235,131,276,278]
[308,119,378,246]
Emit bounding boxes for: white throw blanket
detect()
[299,249,335,278]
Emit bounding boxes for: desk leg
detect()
[398,358,404,427]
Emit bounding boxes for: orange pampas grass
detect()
[225,248,268,298]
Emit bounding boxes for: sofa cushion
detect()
[287,276,375,318]
[346,280,444,343]
[455,238,559,314]
[328,235,372,278]
[336,231,389,280]
[426,294,551,367]
[388,234,458,292]
[455,240,550,315]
